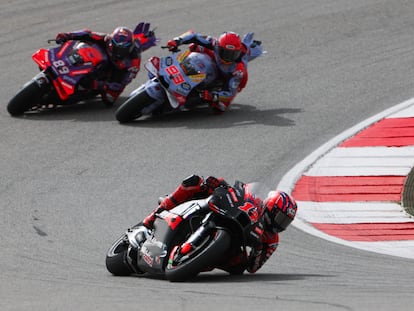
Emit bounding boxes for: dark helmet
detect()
[263,191,297,233]
[107,27,135,60]
[215,31,242,64]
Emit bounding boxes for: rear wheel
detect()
[105,235,133,276]
[7,80,48,116]
[115,89,155,123]
[165,229,231,282]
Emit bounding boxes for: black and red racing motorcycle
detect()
[106,182,259,281]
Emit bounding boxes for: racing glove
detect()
[203,176,227,193]
[248,222,264,249]
[247,247,265,273]
[134,22,151,36]
[55,33,72,44]
[134,22,158,51]
[166,39,180,51]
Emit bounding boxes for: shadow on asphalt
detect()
[125,104,302,129]
[186,272,332,283]
[130,272,332,283]
[9,98,116,122]
[9,96,303,129]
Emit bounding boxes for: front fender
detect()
[142,78,166,102]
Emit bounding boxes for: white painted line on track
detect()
[306,146,414,176]
[299,202,412,224]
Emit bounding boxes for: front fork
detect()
[179,213,216,255]
[32,71,50,88]
[130,80,165,115]
[30,71,62,106]
[125,226,151,274]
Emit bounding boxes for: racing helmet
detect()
[107,27,135,60]
[215,32,242,64]
[263,191,297,233]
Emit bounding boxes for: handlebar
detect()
[161,46,180,52]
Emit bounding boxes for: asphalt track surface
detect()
[1,1,414,310]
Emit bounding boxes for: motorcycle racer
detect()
[55,22,157,105]
[142,174,297,274]
[166,31,254,113]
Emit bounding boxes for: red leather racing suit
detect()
[143,175,278,273]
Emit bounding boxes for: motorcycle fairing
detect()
[53,77,75,100]
[144,56,160,77]
[166,90,185,108]
[137,217,183,274]
[137,201,209,273]
[158,210,183,230]
[140,238,168,269]
[175,50,191,63]
[32,48,49,70]
[31,41,107,100]
[207,187,253,234]
[168,200,208,219]
[74,42,106,67]
[157,51,216,109]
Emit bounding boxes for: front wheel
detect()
[7,80,48,116]
[105,235,133,276]
[165,229,231,282]
[115,88,155,123]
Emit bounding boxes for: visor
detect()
[273,209,293,232]
[218,46,241,63]
[111,39,133,59]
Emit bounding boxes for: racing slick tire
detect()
[115,89,155,123]
[7,80,47,116]
[106,235,133,276]
[165,229,231,282]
